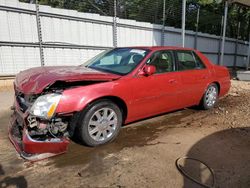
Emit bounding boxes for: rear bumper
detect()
[9,107,69,161]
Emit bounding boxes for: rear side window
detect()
[176,51,205,71]
[193,52,206,69]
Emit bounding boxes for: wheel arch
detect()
[198,81,221,109]
[212,81,221,95]
[88,95,128,123]
[69,95,128,138]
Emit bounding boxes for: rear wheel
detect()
[200,83,218,110]
[77,100,122,146]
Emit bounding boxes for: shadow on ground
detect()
[50,108,198,168]
[182,127,250,188]
[0,164,28,188]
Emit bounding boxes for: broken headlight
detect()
[29,93,61,119]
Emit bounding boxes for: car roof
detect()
[123,46,195,51]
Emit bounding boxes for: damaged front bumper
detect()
[9,103,69,161]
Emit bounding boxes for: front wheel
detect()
[77,100,122,146]
[200,83,218,110]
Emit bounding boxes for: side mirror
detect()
[139,65,156,76]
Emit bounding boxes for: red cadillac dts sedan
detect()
[10,46,230,160]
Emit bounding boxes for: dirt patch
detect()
[0,80,250,188]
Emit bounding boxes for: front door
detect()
[129,50,182,120]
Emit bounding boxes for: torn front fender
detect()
[9,111,69,161]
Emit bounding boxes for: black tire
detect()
[200,83,218,110]
[77,99,122,147]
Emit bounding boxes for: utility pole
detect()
[161,0,166,46]
[247,32,250,70]
[35,0,44,66]
[113,0,117,47]
[181,0,187,47]
[194,5,200,49]
[219,0,228,66]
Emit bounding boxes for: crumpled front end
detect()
[9,88,70,161]
[9,65,120,161]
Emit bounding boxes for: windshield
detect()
[83,48,150,75]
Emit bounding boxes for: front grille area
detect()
[14,84,39,112]
[15,92,37,113]
[16,94,29,112]
[11,115,23,142]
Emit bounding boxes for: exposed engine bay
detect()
[27,115,69,140]
[9,63,122,161]
[15,80,105,142]
[10,80,107,161]
[15,90,70,142]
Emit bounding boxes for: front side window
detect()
[83,48,150,75]
[176,51,205,71]
[147,51,174,73]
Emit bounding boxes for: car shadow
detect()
[0,165,4,176]
[181,127,250,188]
[52,108,198,168]
[0,164,28,188]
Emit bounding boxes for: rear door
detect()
[174,50,211,107]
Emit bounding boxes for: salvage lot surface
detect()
[0,80,250,188]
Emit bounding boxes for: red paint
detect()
[56,47,231,123]
[10,46,231,160]
[15,66,121,94]
[22,129,69,154]
[9,125,69,160]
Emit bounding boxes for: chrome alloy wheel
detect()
[87,107,118,142]
[205,85,218,107]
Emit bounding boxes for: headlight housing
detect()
[30,93,61,119]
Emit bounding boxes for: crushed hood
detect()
[15,66,121,94]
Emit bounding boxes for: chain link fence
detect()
[0,0,249,75]
[20,0,249,41]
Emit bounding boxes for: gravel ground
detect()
[0,80,250,188]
